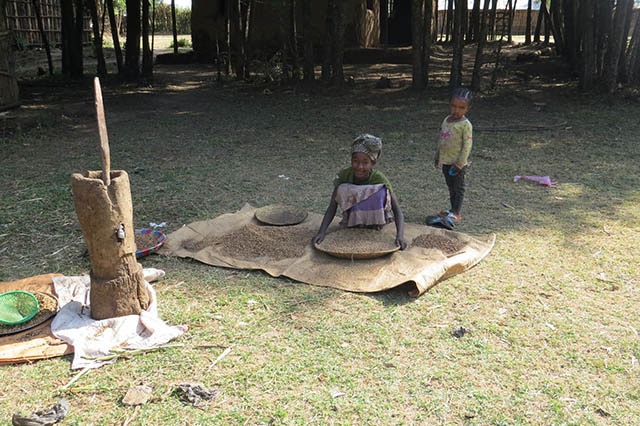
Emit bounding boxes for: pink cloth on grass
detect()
[513,175,557,187]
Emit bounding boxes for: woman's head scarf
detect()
[351,133,382,162]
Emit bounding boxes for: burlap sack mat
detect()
[0,274,74,365]
[160,204,496,296]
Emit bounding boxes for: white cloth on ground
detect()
[51,268,187,370]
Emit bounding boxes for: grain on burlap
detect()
[184,223,315,260]
[411,233,466,255]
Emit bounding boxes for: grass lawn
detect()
[1,42,639,424]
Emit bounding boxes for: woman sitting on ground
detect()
[313,133,407,250]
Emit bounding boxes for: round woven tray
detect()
[135,228,167,258]
[0,292,59,336]
[314,227,400,259]
[254,204,308,226]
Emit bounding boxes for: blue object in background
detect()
[448,167,457,176]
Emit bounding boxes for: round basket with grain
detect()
[314,227,400,259]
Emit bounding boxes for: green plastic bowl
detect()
[0,290,40,325]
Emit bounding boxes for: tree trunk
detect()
[577,0,596,90]
[506,0,515,43]
[411,0,433,89]
[412,0,426,89]
[331,0,345,85]
[533,0,543,42]
[445,0,453,42]
[171,0,178,54]
[468,0,480,42]
[603,0,632,93]
[380,0,389,43]
[125,0,142,80]
[321,0,345,85]
[0,0,19,111]
[617,0,634,84]
[290,0,300,80]
[88,0,107,76]
[488,0,497,40]
[60,0,84,78]
[423,0,433,84]
[32,0,54,75]
[225,0,231,75]
[471,0,491,91]
[595,0,612,79]
[70,170,150,320]
[105,0,123,74]
[302,0,315,84]
[561,0,578,74]
[449,0,464,88]
[524,0,532,45]
[141,0,152,79]
[548,0,564,55]
[626,15,640,84]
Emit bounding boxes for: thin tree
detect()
[321,0,346,86]
[506,0,515,43]
[171,0,178,54]
[31,0,54,75]
[524,0,532,45]
[561,0,578,73]
[301,0,315,84]
[411,0,434,89]
[141,0,153,79]
[488,0,497,40]
[60,0,84,78]
[547,0,564,55]
[577,0,596,90]
[468,0,481,42]
[626,10,640,84]
[471,0,491,91]
[616,0,634,84]
[105,0,123,74]
[124,0,142,80]
[290,0,300,80]
[412,0,427,89]
[449,0,465,88]
[603,0,633,93]
[533,0,551,44]
[88,0,107,76]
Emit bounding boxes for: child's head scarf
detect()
[351,133,382,162]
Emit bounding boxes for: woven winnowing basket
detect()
[0,291,40,325]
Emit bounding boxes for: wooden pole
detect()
[94,77,111,186]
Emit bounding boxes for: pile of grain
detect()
[0,292,58,336]
[135,233,159,251]
[411,233,466,255]
[189,223,315,260]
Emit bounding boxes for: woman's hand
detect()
[396,237,407,250]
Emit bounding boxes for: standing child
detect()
[313,133,407,250]
[432,87,473,229]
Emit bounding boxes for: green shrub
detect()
[170,38,192,49]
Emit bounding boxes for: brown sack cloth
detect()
[159,204,496,296]
[0,274,73,365]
